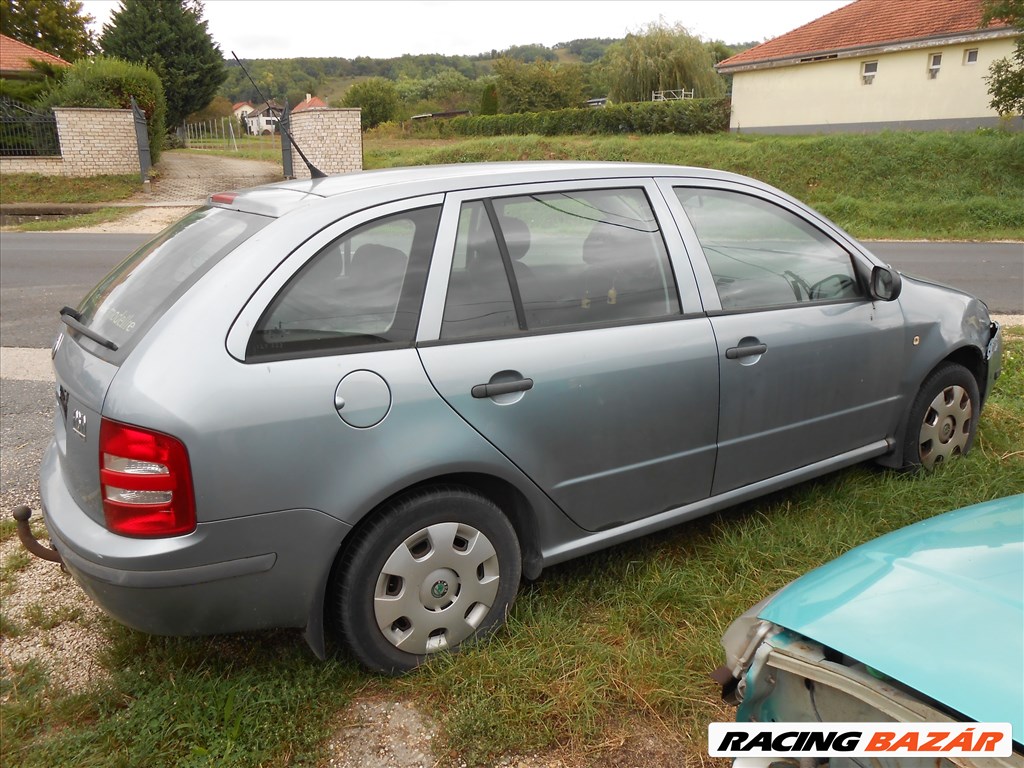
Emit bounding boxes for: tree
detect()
[342,77,399,129]
[983,0,1024,116]
[492,58,585,113]
[603,21,726,103]
[99,0,226,129]
[0,0,97,61]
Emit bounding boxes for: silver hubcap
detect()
[919,384,973,469]
[374,522,500,655]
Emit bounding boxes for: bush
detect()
[45,56,167,163]
[410,98,731,138]
[342,77,399,130]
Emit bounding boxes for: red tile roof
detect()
[0,33,71,73]
[293,95,328,112]
[718,0,1009,69]
[233,101,253,111]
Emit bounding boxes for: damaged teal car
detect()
[714,494,1024,767]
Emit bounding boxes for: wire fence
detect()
[179,117,283,163]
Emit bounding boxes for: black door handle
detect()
[725,343,767,359]
[471,378,534,398]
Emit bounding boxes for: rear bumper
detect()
[39,441,351,637]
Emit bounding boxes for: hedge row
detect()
[413,98,731,137]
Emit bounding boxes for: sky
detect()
[79,1,851,60]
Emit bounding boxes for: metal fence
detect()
[0,98,60,157]
[652,89,695,101]
[180,117,282,163]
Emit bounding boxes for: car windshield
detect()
[75,207,270,357]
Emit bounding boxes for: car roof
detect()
[211,161,754,219]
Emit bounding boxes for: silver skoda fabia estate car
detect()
[32,162,1001,673]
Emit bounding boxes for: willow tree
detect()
[604,21,726,103]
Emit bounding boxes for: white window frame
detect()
[928,53,942,79]
[861,60,878,85]
[964,48,979,65]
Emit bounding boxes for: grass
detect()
[4,207,140,232]
[2,333,1021,766]
[0,517,18,543]
[3,133,1019,240]
[361,131,1024,241]
[23,603,84,631]
[1,548,32,591]
[180,133,283,164]
[0,174,140,204]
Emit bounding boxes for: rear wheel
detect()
[331,486,521,674]
[902,363,979,469]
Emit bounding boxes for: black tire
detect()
[330,486,521,674]
[901,362,980,469]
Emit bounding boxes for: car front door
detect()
[417,181,720,532]
[661,182,906,495]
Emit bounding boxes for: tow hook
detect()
[12,506,63,565]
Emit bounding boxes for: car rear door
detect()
[417,180,720,532]
[660,180,906,495]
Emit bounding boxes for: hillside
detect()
[221,37,755,109]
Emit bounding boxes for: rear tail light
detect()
[99,419,196,537]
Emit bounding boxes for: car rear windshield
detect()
[75,207,270,358]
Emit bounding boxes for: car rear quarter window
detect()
[441,188,679,340]
[247,205,441,360]
[76,207,270,357]
[674,188,863,311]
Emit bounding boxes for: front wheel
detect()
[330,486,521,674]
[901,362,980,470]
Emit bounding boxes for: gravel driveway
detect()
[146,150,285,203]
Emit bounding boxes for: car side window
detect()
[247,205,441,359]
[441,188,679,340]
[675,188,862,311]
[441,201,520,340]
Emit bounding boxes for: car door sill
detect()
[540,439,893,568]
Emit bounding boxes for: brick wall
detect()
[287,108,362,178]
[0,156,64,175]
[0,107,139,177]
[56,108,139,176]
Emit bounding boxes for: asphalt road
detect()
[867,241,1023,315]
[1,232,1021,349]
[1,233,151,348]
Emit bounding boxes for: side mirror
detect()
[870,266,902,301]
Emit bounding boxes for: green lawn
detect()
[361,130,1024,241]
[4,132,1017,241]
[3,331,1021,767]
[0,174,141,204]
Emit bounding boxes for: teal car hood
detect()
[759,495,1023,737]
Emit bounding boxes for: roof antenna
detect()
[232,51,326,179]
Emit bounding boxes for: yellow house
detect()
[716,0,1020,133]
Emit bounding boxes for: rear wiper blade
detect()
[59,306,118,351]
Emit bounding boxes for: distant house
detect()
[716,0,1020,133]
[292,93,328,113]
[245,100,283,134]
[0,33,70,78]
[232,100,254,122]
